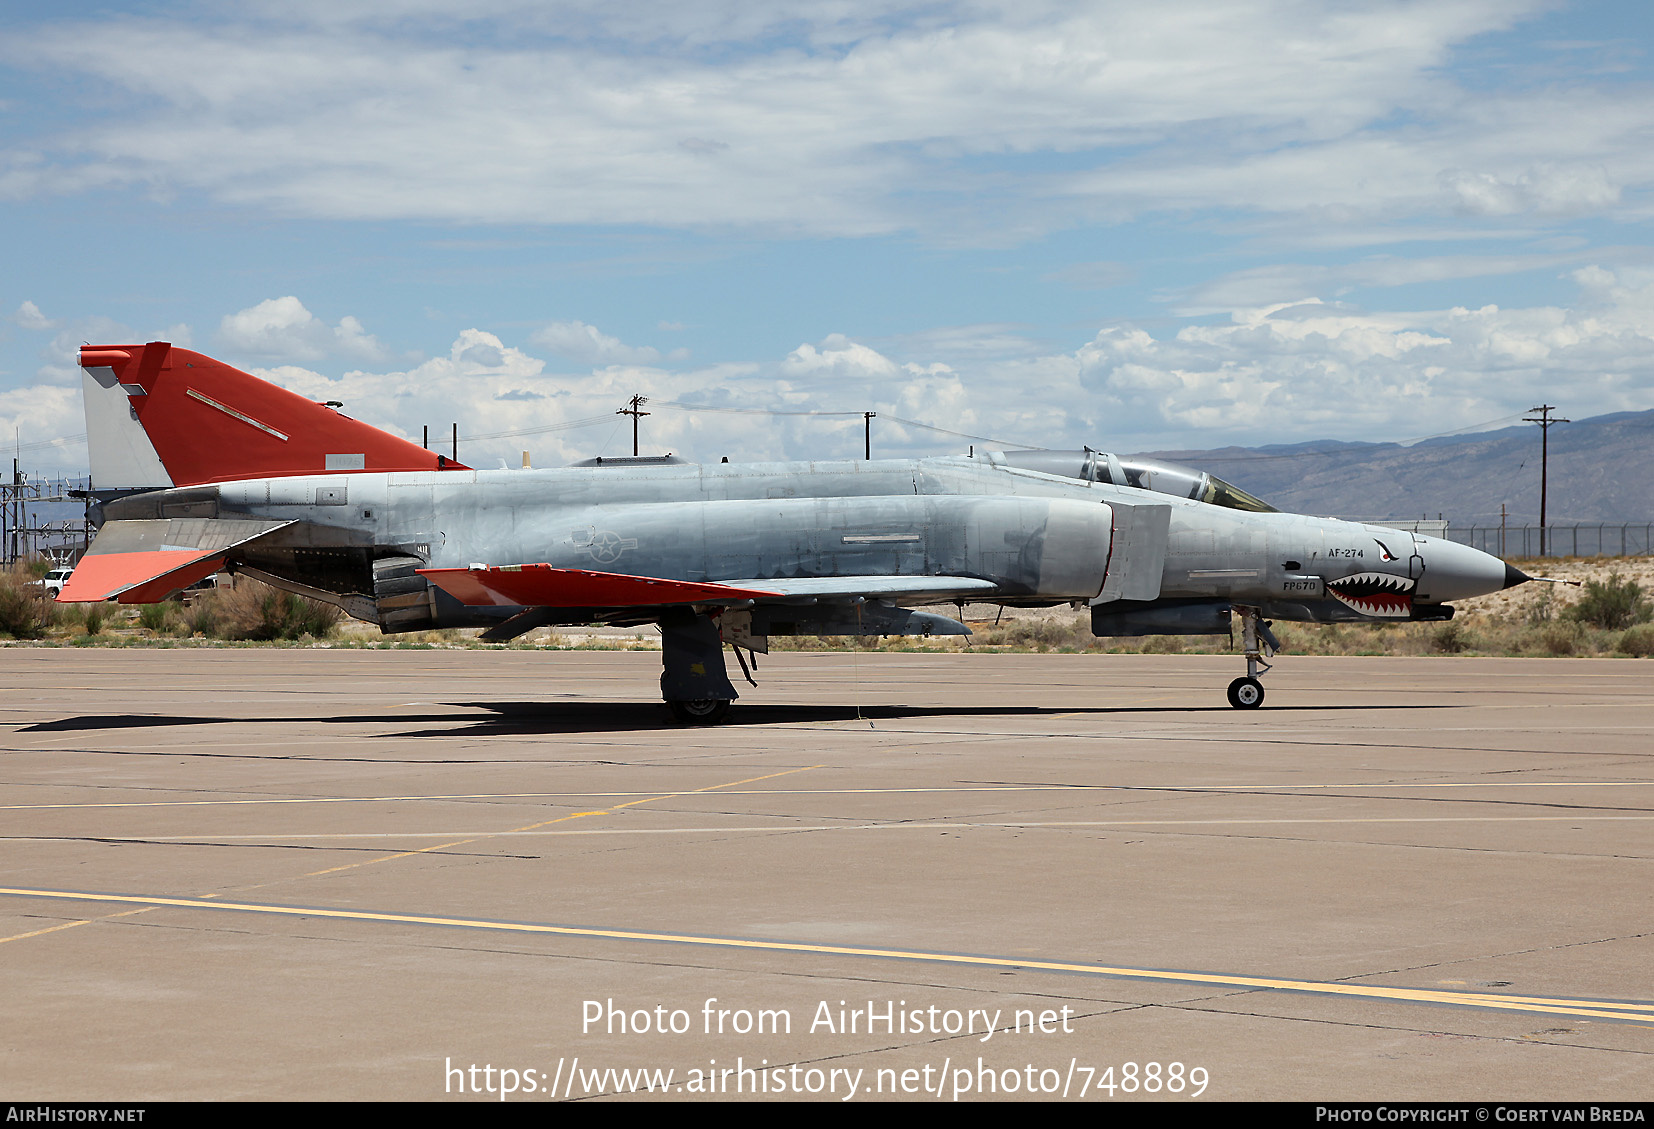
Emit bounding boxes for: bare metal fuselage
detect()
[102,453,1506,632]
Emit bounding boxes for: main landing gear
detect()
[668,698,731,725]
[659,610,737,725]
[1227,605,1279,709]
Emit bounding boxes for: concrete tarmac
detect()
[1,647,1650,1102]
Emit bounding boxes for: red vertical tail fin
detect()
[79,343,466,487]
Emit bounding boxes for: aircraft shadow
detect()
[22,700,1451,738]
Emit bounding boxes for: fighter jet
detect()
[61,342,1528,720]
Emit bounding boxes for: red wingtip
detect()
[79,343,469,485]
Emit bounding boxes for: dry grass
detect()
[9,553,1654,658]
[0,561,50,639]
[185,578,341,641]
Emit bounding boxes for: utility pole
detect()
[864,412,876,461]
[618,396,650,457]
[1524,405,1569,556]
[8,460,18,565]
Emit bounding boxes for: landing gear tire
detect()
[1227,677,1265,709]
[668,699,731,725]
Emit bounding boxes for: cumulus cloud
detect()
[217,297,392,363]
[27,315,135,387]
[27,264,1654,477]
[781,333,900,380]
[200,270,1654,470]
[229,327,984,468]
[1072,278,1654,445]
[12,300,55,330]
[529,321,673,366]
[156,323,193,348]
[0,383,84,463]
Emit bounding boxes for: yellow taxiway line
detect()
[0,885,1646,1025]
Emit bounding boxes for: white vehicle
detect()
[41,566,75,597]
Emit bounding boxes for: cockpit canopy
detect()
[995,448,1277,513]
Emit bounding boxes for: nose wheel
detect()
[1229,605,1278,709]
[1227,676,1264,709]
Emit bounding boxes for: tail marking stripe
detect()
[184,389,290,441]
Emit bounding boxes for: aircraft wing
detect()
[719,575,1001,601]
[58,517,294,603]
[418,564,1000,609]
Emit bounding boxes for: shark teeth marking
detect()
[1326,571,1416,618]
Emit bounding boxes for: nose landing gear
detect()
[1227,605,1278,709]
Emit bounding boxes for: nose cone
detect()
[1419,537,1521,602]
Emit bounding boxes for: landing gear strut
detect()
[660,610,737,725]
[1227,605,1278,709]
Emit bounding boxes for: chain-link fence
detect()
[1448,524,1654,558]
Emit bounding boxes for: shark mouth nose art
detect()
[1326,572,1416,618]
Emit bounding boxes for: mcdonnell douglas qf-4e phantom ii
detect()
[61,342,1529,721]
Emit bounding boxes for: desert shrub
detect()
[1521,587,1555,626]
[83,603,105,635]
[1616,624,1654,657]
[1567,573,1651,631]
[292,594,342,638]
[1536,621,1581,656]
[0,562,46,639]
[1001,619,1078,650]
[137,602,178,633]
[976,614,1091,651]
[185,599,221,638]
[200,578,342,640]
[1431,621,1470,654]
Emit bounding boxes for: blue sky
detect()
[3,0,1653,475]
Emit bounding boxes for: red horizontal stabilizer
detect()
[57,516,292,603]
[58,549,223,604]
[79,342,469,486]
[419,565,781,608]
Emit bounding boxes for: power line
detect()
[1170,411,1534,466]
[879,413,1042,450]
[459,414,616,442]
[650,400,1042,450]
[649,399,863,418]
[8,433,87,455]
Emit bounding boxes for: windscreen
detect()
[997,449,1277,513]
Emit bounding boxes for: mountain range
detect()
[1145,408,1654,529]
